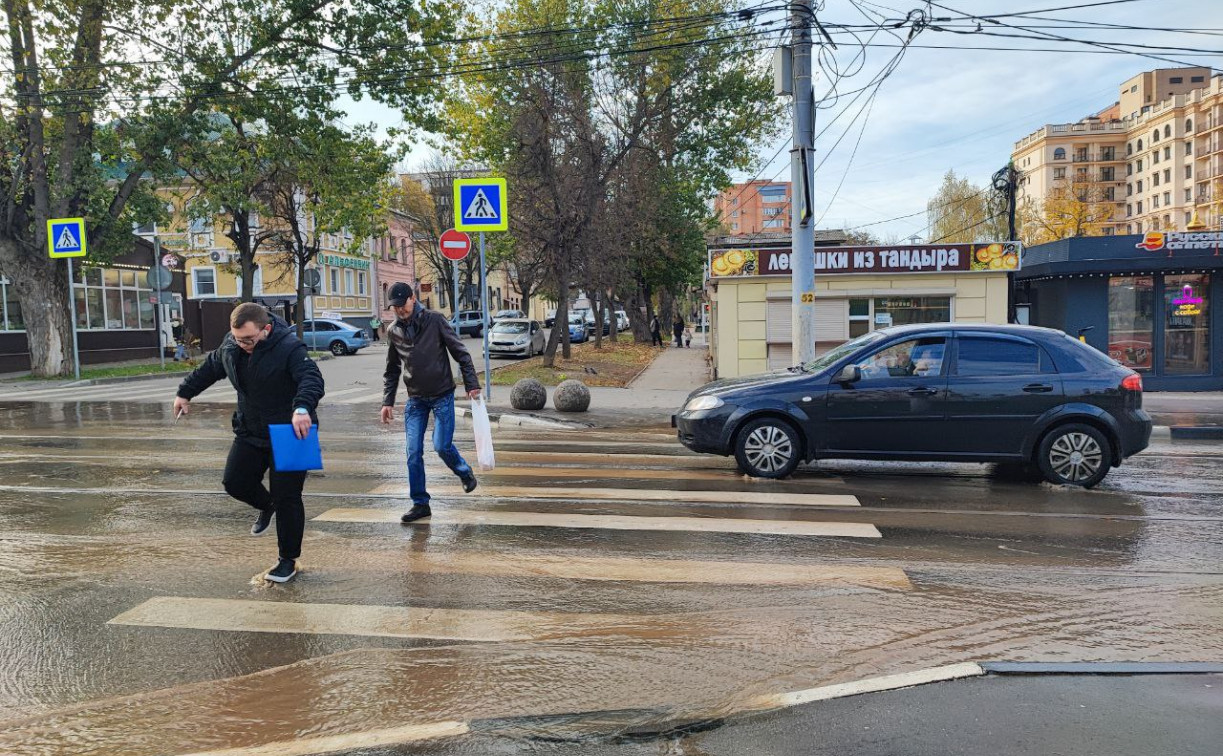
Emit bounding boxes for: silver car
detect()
[488,318,545,358]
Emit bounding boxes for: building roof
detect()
[707,230,847,249]
[1017,233,1223,279]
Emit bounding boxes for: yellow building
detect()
[708,240,1015,378]
[1013,67,1223,236]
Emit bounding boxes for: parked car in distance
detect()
[300,319,371,356]
[453,310,490,337]
[488,319,546,358]
[567,314,589,344]
[674,324,1152,488]
[492,309,525,322]
[584,308,630,336]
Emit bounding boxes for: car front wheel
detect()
[329,340,348,356]
[734,417,801,479]
[1037,423,1111,488]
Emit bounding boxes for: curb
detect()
[980,661,1223,675]
[1170,425,1223,440]
[454,404,591,431]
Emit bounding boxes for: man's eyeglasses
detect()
[234,330,267,346]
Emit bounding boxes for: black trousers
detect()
[222,436,307,561]
[651,331,663,346]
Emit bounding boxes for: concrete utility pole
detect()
[790,2,817,365]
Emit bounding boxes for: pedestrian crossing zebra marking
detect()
[367,482,859,507]
[314,508,880,537]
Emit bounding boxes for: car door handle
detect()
[907,387,939,396]
[1023,384,1054,393]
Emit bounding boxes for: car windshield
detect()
[493,321,529,334]
[799,330,887,373]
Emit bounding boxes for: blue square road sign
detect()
[453,178,508,232]
[47,218,87,258]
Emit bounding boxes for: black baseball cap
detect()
[387,282,414,308]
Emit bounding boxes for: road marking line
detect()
[178,721,469,756]
[743,662,985,711]
[109,596,639,642]
[394,552,911,588]
[496,450,735,468]
[367,482,858,507]
[314,508,880,537]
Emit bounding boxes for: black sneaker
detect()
[462,475,478,493]
[265,559,296,583]
[251,507,274,536]
[400,504,432,524]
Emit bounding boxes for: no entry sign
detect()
[440,229,472,261]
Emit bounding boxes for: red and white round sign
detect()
[439,229,472,261]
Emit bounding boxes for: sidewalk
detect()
[477,343,710,427]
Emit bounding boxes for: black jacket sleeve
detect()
[287,342,325,412]
[382,331,402,407]
[176,346,226,400]
[440,316,481,393]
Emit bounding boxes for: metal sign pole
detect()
[66,258,81,380]
[153,235,165,369]
[452,258,460,324]
[479,232,491,401]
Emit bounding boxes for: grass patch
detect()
[17,351,331,382]
[490,339,663,387]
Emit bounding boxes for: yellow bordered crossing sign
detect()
[47,218,87,258]
[453,178,508,232]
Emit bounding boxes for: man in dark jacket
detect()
[380,282,481,524]
[173,303,324,583]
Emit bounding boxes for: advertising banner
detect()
[710,242,1022,278]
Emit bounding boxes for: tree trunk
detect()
[606,287,618,343]
[295,256,306,341]
[543,265,571,367]
[1,238,74,376]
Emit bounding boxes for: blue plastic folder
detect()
[268,424,323,471]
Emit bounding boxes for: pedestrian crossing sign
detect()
[453,178,508,232]
[47,218,87,258]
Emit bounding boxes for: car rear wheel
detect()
[1037,423,1111,488]
[734,417,801,479]
[329,340,348,356]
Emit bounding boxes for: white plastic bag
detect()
[471,396,496,470]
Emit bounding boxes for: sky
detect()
[340,0,1223,241]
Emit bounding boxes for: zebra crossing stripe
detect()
[367,482,859,507]
[176,721,469,756]
[314,508,880,537]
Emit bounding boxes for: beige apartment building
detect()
[713,180,792,235]
[1013,67,1223,236]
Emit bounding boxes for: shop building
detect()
[0,237,187,374]
[1016,231,1222,390]
[708,237,1017,378]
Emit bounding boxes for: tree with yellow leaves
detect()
[1019,177,1117,245]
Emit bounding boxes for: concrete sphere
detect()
[510,378,547,411]
[553,379,591,413]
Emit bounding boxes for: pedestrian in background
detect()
[369,315,382,342]
[672,314,684,348]
[380,282,482,524]
[173,303,324,584]
[649,314,663,347]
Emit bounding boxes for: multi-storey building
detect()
[713,181,791,235]
[1014,68,1223,237]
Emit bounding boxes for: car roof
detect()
[493,317,532,323]
[875,323,1066,340]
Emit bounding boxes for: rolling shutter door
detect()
[766,299,791,343]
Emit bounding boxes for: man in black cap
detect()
[380,282,482,523]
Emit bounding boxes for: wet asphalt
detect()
[0,399,1220,755]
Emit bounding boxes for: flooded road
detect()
[0,399,1220,754]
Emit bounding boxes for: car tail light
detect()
[1121,373,1143,392]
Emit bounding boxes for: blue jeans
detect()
[404,393,472,506]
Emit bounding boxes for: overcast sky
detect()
[343,0,1223,241]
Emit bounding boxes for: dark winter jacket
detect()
[176,316,325,445]
[383,303,480,403]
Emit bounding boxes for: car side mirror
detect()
[834,365,862,384]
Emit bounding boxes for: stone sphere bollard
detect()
[510,378,547,411]
[553,379,591,413]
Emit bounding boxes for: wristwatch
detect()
[293,407,309,416]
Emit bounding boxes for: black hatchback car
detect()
[675,325,1151,488]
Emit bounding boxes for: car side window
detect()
[854,337,946,379]
[302,323,313,332]
[956,337,1042,376]
[317,322,337,331]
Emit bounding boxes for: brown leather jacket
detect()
[382,303,480,403]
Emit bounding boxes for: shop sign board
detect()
[710,242,1022,278]
[1135,231,1223,255]
[318,254,370,270]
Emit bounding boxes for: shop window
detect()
[1108,277,1154,370]
[956,338,1042,377]
[0,276,24,331]
[848,298,870,338]
[1164,274,1210,375]
[872,297,950,329]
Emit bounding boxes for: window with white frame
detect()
[0,276,24,331]
[344,269,355,295]
[74,266,158,330]
[329,267,340,294]
[192,267,216,298]
[357,271,367,295]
